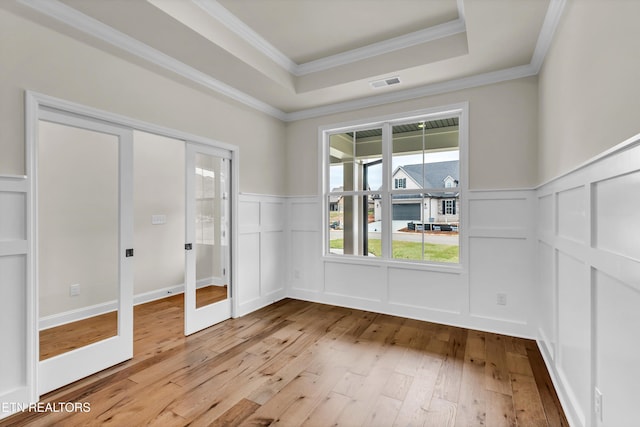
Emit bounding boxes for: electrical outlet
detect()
[497,293,507,306]
[69,284,80,297]
[594,387,603,422]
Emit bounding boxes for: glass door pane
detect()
[184,144,232,335]
[195,153,229,309]
[37,113,133,395]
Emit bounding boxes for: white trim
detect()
[38,283,193,331]
[537,338,581,427]
[295,19,466,76]
[0,174,27,181]
[530,0,567,73]
[537,132,640,189]
[18,0,287,121]
[194,0,465,76]
[287,64,536,121]
[39,301,117,331]
[319,102,468,271]
[18,0,565,122]
[192,0,297,74]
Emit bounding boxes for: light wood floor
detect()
[9,297,568,426]
[40,286,228,360]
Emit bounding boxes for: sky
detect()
[330,150,459,191]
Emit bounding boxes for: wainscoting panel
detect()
[237,232,261,304]
[260,230,285,296]
[536,134,640,427]
[536,240,556,360]
[324,261,385,302]
[0,176,31,411]
[556,250,589,423]
[594,269,640,427]
[236,194,287,316]
[289,230,322,292]
[557,186,587,244]
[593,171,640,262]
[469,236,531,324]
[287,190,537,338]
[387,267,463,314]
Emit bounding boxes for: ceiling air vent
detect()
[369,76,401,89]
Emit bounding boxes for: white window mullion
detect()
[382,123,392,259]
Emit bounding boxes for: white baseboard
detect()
[536,338,582,427]
[235,290,286,317]
[39,301,117,331]
[39,278,220,331]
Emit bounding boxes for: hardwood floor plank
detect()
[206,398,260,427]
[453,330,486,427]
[362,394,403,427]
[300,392,351,427]
[485,390,516,427]
[425,398,457,427]
[431,326,467,403]
[485,333,512,396]
[526,346,571,427]
[3,298,569,427]
[511,373,548,427]
[383,371,414,401]
[392,355,442,427]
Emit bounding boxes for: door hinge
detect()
[125,248,134,257]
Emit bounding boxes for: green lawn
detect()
[330,238,459,263]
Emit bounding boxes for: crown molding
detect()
[530,0,567,73]
[195,0,467,77]
[295,18,466,76]
[284,64,537,122]
[192,0,298,74]
[18,0,288,121]
[18,0,565,123]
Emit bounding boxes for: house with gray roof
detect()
[374,160,460,225]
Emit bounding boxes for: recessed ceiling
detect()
[216,0,460,64]
[11,0,557,120]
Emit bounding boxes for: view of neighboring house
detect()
[374,160,459,225]
[329,186,343,212]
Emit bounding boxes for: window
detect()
[395,178,406,188]
[324,106,465,265]
[444,199,456,215]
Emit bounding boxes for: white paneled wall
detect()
[236,194,287,316]
[287,191,537,338]
[536,136,640,427]
[0,175,32,407]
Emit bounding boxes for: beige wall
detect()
[0,8,286,195]
[38,121,120,317]
[538,0,640,183]
[133,131,185,296]
[285,77,539,195]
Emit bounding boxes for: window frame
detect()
[320,103,468,272]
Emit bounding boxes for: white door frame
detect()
[25,91,239,403]
[184,143,233,335]
[35,108,135,395]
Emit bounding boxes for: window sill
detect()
[322,253,463,274]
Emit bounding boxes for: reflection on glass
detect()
[195,153,229,308]
[38,121,119,360]
[390,195,460,263]
[328,128,383,257]
[390,118,460,263]
[328,193,382,257]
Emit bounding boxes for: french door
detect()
[184,143,232,335]
[36,109,134,395]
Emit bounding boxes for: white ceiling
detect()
[12,0,561,121]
